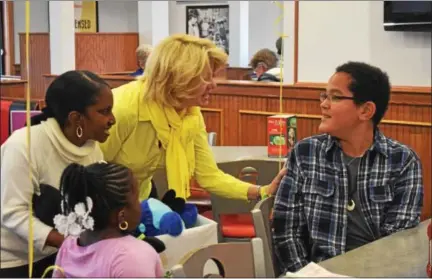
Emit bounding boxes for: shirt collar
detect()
[325,128,388,158]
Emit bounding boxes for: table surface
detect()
[211,146,286,163]
[319,219,431,277]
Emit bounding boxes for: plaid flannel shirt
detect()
[272,130,424,273]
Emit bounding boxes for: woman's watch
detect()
[256,185,270,201]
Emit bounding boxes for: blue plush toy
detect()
[135,190,198,237]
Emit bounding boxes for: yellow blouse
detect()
[99,80,251,200]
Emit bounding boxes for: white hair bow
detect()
[53,197,95,237]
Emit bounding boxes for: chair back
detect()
[171,237,266,278]
[252,196,277,277]
[210,160,280,242]
[217,160,280,186]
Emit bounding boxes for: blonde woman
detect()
[100,34,286,202]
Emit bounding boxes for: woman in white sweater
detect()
[0,70,116,278]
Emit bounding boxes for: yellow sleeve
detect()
[193,113,250,200]
[99,85,137,162]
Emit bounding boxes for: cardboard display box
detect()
[267,114,297,158]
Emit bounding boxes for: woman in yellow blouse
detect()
[100,34,286,201]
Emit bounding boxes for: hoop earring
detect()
[119,221,128,231]
[76,126,83,138]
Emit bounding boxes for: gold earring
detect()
[119,221,129,231]
[76,126,83,138]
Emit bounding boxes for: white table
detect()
[211,146,286,163]
[319,219,430,277]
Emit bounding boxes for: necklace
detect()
[347,199,356,212]
[345,157,358,166]
[343,154,362,212]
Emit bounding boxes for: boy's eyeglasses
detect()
[320,92,355,103]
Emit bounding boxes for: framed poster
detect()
[74,1,98,32]
[186,5,229,54]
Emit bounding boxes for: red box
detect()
[267,114,297,158]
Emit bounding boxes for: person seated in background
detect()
[0,71,115,277]
[131,44,153,77]
[52,162,163,278]
[272,61,423,273]
[249,48,281,82]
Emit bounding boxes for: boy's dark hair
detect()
[60,162,131,230]
[31,70,109,127]
[336,61,391,126]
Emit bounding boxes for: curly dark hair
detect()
[249,48,278,69]
[336,61,391,126]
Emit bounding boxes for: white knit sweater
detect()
[0,118,103,268]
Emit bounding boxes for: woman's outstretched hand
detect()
[267,167,287,196]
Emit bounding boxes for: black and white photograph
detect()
[186,5,229,54]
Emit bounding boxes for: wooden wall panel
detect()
[0,80,27,100]
[201,108,223,146]
[19,33,50,99]
[226,67,252,80]
[75,33,138,73]
[20,33,139,101]
[238,113,267,146]
[204,95,239,146]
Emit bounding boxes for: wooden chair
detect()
[209,160,280,242]
[210,191,258,242]
[171,237,266,278]
[252,196,277,277]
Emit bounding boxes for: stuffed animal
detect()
[134,190,198,238]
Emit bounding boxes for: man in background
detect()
[131,44,153,77]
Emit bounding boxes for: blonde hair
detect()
[142,34,228,108]
[249,48,278,70]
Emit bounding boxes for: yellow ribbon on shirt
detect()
[272,1,287,171]
[25,1,34,277]
[41,265,65,278]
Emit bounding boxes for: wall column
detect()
[137,1,169,47]
[228,1,249,67]
[282,1,296,84]
[49,1,75,74]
